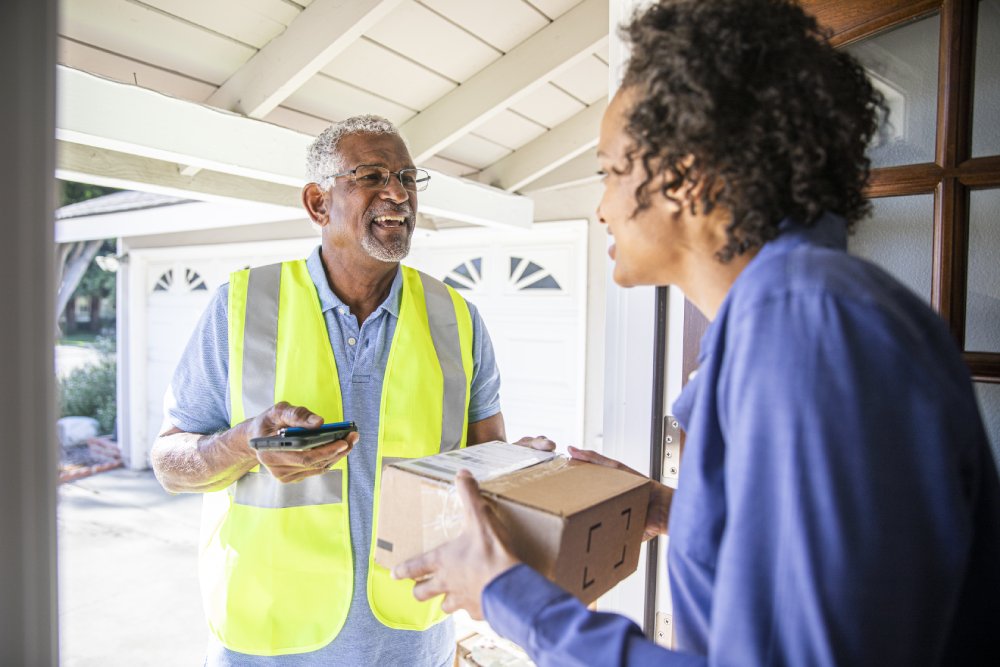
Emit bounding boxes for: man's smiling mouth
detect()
[372,214,409,229]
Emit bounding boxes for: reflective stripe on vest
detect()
[200,259,473,655]
[417,273,467,453]
[242,262,280,419]
[229,468,344,508]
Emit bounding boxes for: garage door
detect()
[405,221,588,448]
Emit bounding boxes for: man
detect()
[152,115,550,665]
[393,1,1000,665]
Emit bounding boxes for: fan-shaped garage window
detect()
[443,257,483,290]
[153,269,173,292]
[153,267,208,293]
[509,256,561,291]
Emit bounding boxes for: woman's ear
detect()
[668,157,722,217]
[302,183,329,226]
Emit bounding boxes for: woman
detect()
[394,1,1000,664]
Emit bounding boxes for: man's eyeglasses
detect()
[325,165,431,192]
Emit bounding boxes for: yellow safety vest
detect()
[198,259,474,656]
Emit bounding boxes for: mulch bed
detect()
[59,436,123,483]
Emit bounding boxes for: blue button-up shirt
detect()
[482,214,1000,666]
[166,247,502,666]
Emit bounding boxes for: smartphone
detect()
[250,420,357,452]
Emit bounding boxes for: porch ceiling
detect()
[57,0,610,229]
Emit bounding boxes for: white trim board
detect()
[56,66,534,229]
[56,200,306,243]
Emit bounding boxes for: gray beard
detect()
[362,224,412,262]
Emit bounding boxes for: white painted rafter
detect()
[400,0,609,162]
[58,66,309,185]
[56,66,533,229]
[522,150,602,193]
[56,141,304,211]
[205,0,404,119]
[478,99,606,192]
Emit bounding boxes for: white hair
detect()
[305,115,402,189]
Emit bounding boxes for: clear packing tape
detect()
[418,452,572,551]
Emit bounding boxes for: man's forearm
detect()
[151,422,257,493]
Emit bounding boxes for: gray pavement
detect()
[58,468,208,666]
[56,468,486,666]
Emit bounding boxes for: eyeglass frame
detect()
[323,164,431,192]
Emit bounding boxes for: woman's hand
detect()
[392,470,521,619]
[567,446,673,540]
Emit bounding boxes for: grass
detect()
[58,332,101,347]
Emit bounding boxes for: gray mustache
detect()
[370,206,412,217]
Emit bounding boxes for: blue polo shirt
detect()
[482,213,1000,666]
[165,247,502,666]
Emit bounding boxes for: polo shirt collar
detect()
[305,246,404,319]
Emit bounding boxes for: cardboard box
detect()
[455,632,534,667]
[375,442,651,605]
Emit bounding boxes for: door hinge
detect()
[654,611,674,648]
[662,415,680,483]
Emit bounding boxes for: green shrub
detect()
[59,336,116,434]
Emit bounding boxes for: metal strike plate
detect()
[654,612,673,648]
[662,415,681,483]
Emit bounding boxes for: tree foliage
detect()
[59,180,119,208]
[77,239,117,300]
[58,336,117,434]
[59,181,119,324]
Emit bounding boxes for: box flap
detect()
[390,441,555,483]
[482,458,650,516]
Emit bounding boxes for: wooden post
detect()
[0,0,59,663]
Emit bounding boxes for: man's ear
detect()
[302,183,329,226]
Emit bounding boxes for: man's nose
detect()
[380,175,410,203]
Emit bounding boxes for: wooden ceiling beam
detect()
[206,0,404,119]
[401,0,609,162]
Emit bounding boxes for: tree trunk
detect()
[55,240,101,319]
[89,294,101,333]
[64,299,76,333]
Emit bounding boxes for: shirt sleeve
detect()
[164,284,232,435]
[483,565,705,667]
[467,301,501,424]
[709,293,980,666]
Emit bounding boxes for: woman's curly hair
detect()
[621,0,887,261]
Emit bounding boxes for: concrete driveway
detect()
[58,468,208,665]
[57,468,488,665]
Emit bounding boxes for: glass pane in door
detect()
[966,189,1000,352]
[846,14,940,168]
[849,194,934,302]
[974,382,1000,475]
[973,0,1000,157]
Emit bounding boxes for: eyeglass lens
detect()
[354,165,429,192]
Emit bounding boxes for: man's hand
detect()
[568,446,673,541]
[392,470,521,620]
[248,402,359,484]
[512,435,557,451]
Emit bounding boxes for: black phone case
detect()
[249,427,355,451]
